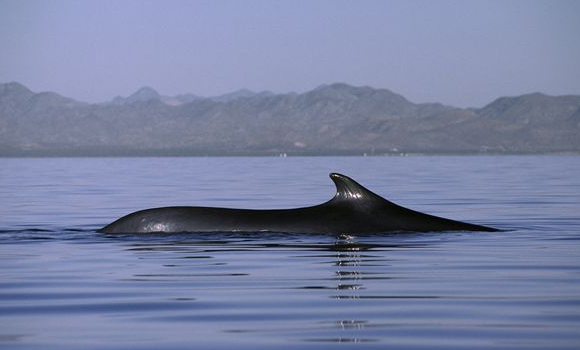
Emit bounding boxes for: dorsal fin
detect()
[329,173,384,203]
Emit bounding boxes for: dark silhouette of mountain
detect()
[0,81,578,156]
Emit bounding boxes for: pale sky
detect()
[1,0,579,107]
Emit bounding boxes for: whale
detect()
[98,173,498,234]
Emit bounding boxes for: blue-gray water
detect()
[1,156,579,349]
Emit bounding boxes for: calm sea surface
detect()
[1,156,579,349]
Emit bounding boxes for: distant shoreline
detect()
[3,82,579,156]
[1,150,578,158]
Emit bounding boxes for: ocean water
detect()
[0,156,579,349]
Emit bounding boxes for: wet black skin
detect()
[98,173,498,234]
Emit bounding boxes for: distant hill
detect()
[0,81,578,156]
[106,86,273,106]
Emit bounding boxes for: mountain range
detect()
[1,82,579,156]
